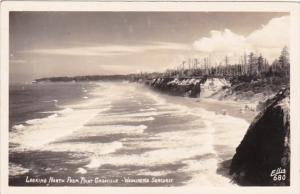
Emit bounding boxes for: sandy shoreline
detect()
[155,91,258,124]
[194,98,257,123]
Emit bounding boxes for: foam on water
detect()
[11,109,101,150]
[76,167,87,174]
[10,86,113,151]
[86,116,155,126]
[9,163,30,176]
[139,108,157,111]
[98,109,183,118]
[103,111,159,117]
[143,91,167,105]
[58,107,74,114]
[12,124,25,130]
[68,99,111,109]
[47,113,58,119]
[135,169,172,176]
[25,118,42,125]
[82,87,88,93]
[85,144,214,169]
[42,141,123,156]
[10,82,250,186]
[42,99,59,103]
[40,108,73,115]
[74,124,147,137]
[81,84,248,186]
[181,158,232,186]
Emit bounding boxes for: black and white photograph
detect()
[1,1,299,193]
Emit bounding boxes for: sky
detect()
[9,12,289,83]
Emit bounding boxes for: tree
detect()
[248,52,256,75]
[257,54,264,74]
[225,55,229,66]
[279,46,289,67]
[278,46,290,78]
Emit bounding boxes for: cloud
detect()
[247,16,289,49]
[193,16,290,63]
[23,42,189,57]
[193,29,246,54]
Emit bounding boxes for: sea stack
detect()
[230,88,290,186]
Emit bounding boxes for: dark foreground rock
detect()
[147,78,203,98]
[230,88,290,186]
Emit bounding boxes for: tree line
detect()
[160,46,290,79]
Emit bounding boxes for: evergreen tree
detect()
[257,54,264,74]
[279,46,289,67]
[278,46,290,78]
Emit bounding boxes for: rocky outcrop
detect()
[230,88,290,186]
[148,78,202,98]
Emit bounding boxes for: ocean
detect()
[9,81,249,186]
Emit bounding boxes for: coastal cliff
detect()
[229,88,290,186]
[147,77,203,98]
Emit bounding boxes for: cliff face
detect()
[229,88,290,186]
[148,78,202,98]
[200,78,231,98]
